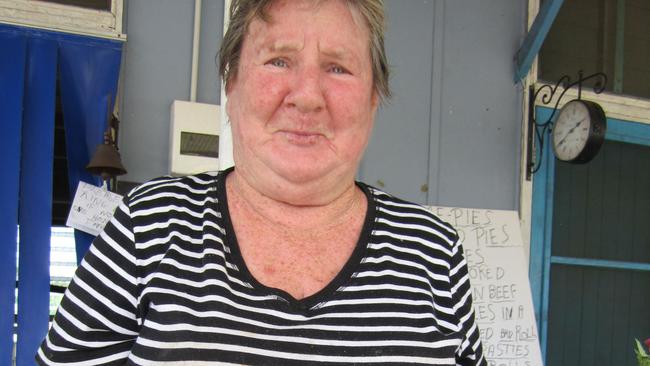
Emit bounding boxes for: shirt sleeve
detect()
[36,197,141,365]
[450,237,487,366]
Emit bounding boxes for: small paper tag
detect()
[66,181,123,236]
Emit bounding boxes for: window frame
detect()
[524,0,650,123]
[0,0,125,40]
[519,0,650,264]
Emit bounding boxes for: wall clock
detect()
[551,99,607,163]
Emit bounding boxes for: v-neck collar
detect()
[215,167,377,312]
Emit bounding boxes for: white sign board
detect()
[66,181,122,236]
[428,206,543,366]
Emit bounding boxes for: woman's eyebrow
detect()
[321,47,353,61]
[260,40,304,54]
[321,47,363,68]
[256,40,360,66]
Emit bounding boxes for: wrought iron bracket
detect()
[525,71,607,181]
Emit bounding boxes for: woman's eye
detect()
[267,58,288,68]
[329,65,347,74]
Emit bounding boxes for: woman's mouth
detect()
[279,130,324,146]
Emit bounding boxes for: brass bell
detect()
[86,123,127,180]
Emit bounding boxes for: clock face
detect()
[552,100,592,162]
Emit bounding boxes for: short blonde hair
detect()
[218,0,391,102]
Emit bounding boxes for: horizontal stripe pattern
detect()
[37,170,485,365]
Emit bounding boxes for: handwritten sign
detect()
[428,206,543,366]
[66,181,123,236]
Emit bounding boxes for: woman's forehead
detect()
[247,0,367,37]
[243,0,369,53]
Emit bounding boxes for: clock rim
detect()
[551,99,590,161]
[551,99,607,164]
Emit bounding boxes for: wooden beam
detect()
[514,0,565,82]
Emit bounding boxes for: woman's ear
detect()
[225,75,239,117]
[224,75,236,96]
[371,91,380,112]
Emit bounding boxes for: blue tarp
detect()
[0,24,122,365]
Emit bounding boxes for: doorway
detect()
[530,109,650,365]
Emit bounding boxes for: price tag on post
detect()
[66,181,123,236]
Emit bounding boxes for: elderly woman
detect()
[37,0,485,365]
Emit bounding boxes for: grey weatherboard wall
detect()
[118,0,525,211]
[119,0,224,185]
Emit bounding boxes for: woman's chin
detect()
[263,164,353,205]
[271,159,346,185]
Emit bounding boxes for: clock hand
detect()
[556,118,586,147]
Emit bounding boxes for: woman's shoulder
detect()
[123,171,223,209]
[362,183,459,250]
[116,171,226,250]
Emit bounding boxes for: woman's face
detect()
[226,0,378,203]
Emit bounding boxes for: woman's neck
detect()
[226,169,364,234]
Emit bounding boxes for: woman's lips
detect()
[279,130,324,145]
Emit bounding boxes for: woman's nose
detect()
[285,66,325,114]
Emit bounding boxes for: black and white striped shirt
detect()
[37,169,486,365]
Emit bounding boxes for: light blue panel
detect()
[436,0,525,209]
[120,0,195,183]
[529,107,550,320]
[606,118,650,145]
[529,106,555,363]
[551,256,650,272]
[358,0,435,204]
